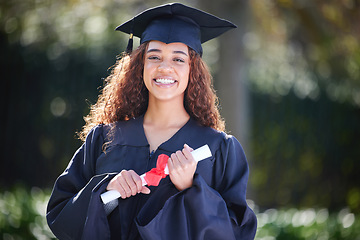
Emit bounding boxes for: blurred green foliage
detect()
[0,0,132,188]
[248,0,360,106]
[0,188,359,239]
[245,0,360,213]
[254,205,360,240]
[249,92,360,213]
[0,187,55,240]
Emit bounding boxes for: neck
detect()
[144,97,190,128]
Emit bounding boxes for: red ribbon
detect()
[144,154,169,186]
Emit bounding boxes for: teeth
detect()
[155,78,175,84]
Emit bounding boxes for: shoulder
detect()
[186,119,242,155]
[101,117,148,147]
[84,124,106,144]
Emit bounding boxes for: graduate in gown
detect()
[46,3,257,240]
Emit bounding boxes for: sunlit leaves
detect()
[248,0,360,106]
[255,207,360,240]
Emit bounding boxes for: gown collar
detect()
[113,115,198,153]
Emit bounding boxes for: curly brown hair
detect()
[78,42,225,141]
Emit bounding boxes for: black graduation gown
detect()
[46,116,257,240]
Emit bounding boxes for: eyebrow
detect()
[147,48,188,56]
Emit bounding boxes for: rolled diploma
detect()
[101,144,212,204]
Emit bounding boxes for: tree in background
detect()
[194,0,360,213]
[246,0,360,213]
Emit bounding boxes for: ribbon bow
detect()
[143,154,169,186]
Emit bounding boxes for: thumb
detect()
[141,186,151,194]
[184,143,194,152]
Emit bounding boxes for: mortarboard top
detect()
[115,3,237,56]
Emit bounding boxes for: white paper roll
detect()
[164,144,211,174]
[101,174,147,204]
[101,144,212,204]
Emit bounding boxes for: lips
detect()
[153,78,177,87]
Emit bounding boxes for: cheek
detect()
[182,67,190,86]
[142,66,151,90]
[143,63,153,81]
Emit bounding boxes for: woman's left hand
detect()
[168,144,196,191]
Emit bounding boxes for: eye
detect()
[147,55,160,61]
[173,57,185,63]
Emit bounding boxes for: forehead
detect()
[146,40,189,54]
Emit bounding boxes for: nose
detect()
[157,60,173,72]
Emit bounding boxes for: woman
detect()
[47,3,257,240]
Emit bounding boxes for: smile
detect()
[154,78,176,84]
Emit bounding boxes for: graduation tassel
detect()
[126,20,134,54]
[126,33,133,54]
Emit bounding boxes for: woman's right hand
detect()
[106,170,151,199]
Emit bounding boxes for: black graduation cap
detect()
[115,3,237,56]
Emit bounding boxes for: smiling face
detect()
[143,40,190,103]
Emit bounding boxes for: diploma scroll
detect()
[101,144,212,204]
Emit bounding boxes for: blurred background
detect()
[1,0,359,239]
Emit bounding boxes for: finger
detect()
[140,186,151,194]
[123,172,139,196]
[174,150,187,166]
[114,175,128,199]
[184,144,194,152]
[168,156,181,176]
[177,150,196,170]
[167,156,174,171]
[171,151,187,170]
[129,170,143,193]
[182,147,195,162]
[119,171,133,198]
[170,153,182,167]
